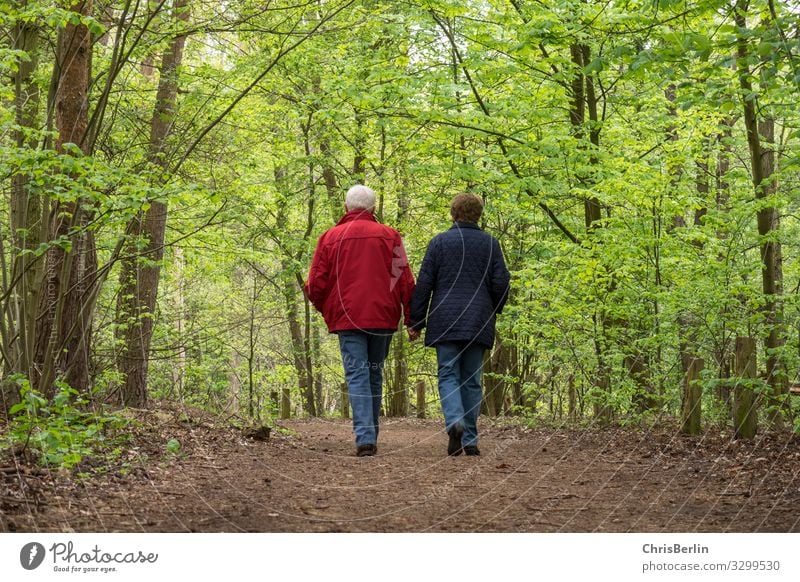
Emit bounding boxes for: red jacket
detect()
[305,210,415,333]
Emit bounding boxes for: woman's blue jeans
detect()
[338,331,393,447]
[435,342,485,447]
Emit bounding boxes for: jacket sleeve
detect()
[489,237,511,314]
[392,232,416,326]
[410,238,438,330]
[305,232,330,312]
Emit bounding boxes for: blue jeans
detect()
[436,342,485,447]
[338,331,393,447]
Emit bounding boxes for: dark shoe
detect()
[464,445,480,456]
[356,444,376,457]
[447,425,464,456]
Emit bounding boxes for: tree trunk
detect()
[713,117,736,409]
[567,374,576,423]
[484,339,510,417]
[172,246,187,397]
[416,379,426,419]
[228,351,241,416]
[388,326,408,416]
[312,323,323,415]
[570,42,613,421]
[340,381,350,419]
[273,155,316,418]
[735,2,787,427]
[756,117,787,424]
[733,336,758,440]
[320,137,340,224]
[4,4,43,407]
[628,353,656,412]
[34,0,96,397]
[116,0,189,407]
[386,181,409,417]
[247,274,258,419]
[283,270,316,417]
[680,357,704,435]
[280,385,291,419]
[352,111,365,183]
[301,292,316,416]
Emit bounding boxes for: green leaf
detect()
[166,439,181,455]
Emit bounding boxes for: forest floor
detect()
[2,406,799,533]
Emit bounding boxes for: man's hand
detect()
[407,327,421,342]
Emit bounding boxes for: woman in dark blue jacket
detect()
[410,194,510,456]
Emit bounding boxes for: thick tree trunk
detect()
[628,353,656,412]
[116,0,189,407]
[484,339,510,417]
[567,374,576,423]
[34,0,96,396]
[388,327,408,416]
[680,357,704,435]
[735,3,787,426]
[280,385,291,419]
[756,117,787,424]
[416,379,426,419]
[5,5,43,405]
[733,336,758,440]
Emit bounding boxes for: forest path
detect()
[4,416,799,532]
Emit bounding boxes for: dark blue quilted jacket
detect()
[410,222,510,348]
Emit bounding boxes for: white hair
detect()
[345,184,376,211]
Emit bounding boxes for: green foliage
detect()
[165,438,182,456]
[4,376,131,470]
[2,0,799,434]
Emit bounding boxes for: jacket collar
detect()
[450,221,481,230]
[337,209,377,225]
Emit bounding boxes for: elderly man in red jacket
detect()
[305,185,417,457]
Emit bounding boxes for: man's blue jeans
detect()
[338,331,393,447]
[436,342,485,447]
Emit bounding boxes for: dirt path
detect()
[3,416,799,532]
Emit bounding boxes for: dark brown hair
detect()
[450,193,484,223]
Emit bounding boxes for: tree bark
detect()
[388,327,408,416]
[116,0,189,407]
[280,385,291,419]
[680,357,704,435]
[313,323,324,415]
[320,137,341,224]
[416,379,426,419]
[484,338,511,417]
[570,42,612,421]
[34,0,96,396]
[171,246,187,397]
[733,336,758,440]
[340,381,350,419]
[5,3,43,405]
[283,268,316,417]
[714,118,735,407]
[734,2,787,426]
